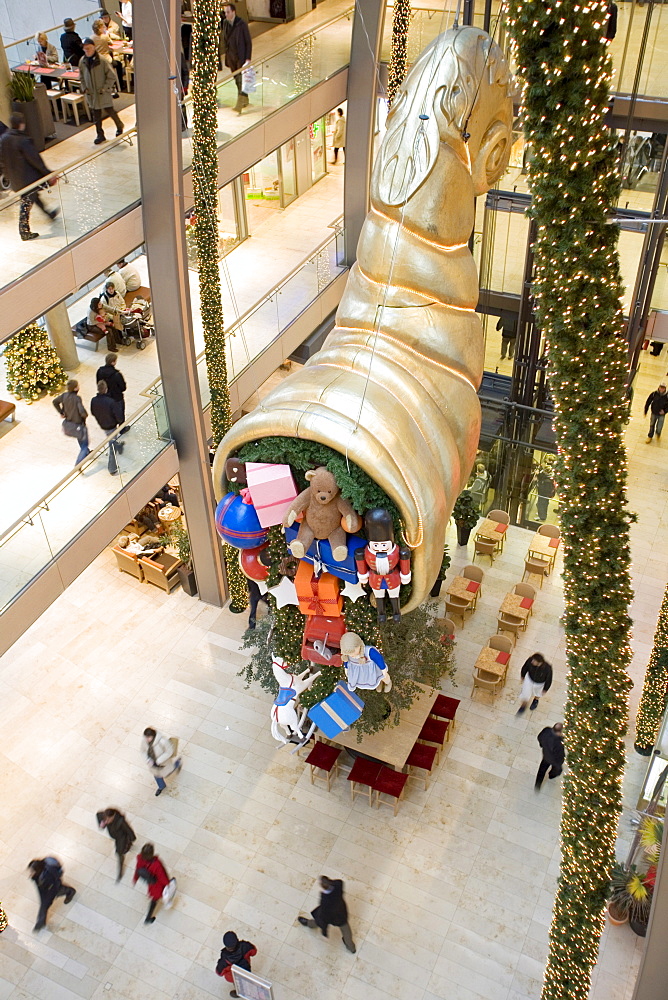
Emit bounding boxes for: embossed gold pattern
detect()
[213,26,513,611]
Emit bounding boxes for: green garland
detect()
[387,0,411,107]
[635,585,668,755]
[507,5,634,999]
[192,1,247,612]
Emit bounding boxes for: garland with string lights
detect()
[387,0,411,107]
[192,0,248,612]
[635,585,668,756]
[507,4,633,999]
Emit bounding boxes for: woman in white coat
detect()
[142,728,181,796]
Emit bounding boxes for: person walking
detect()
[80,39,124,145]
[535,722,565,790]
[0,112,59,240]
[90,380,125,475]
[28,857,76,931]
[221,3,252,113]
[247,578,269,630]
[516,653,553,714]
[644,381,668,443]
[332,108,346,163]
[298,876,356,953]
[96,808,136,881]
[53,380,90,465]
[96,352,128,431]
[216,930,257,998]
[496,311,518,360]
[142,727,182,796]
[132,843,171,924]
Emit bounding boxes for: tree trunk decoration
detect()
[635,585,668,755]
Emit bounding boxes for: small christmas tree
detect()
[3,323,66,402]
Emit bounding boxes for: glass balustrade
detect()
[0,395,172,615]
[1,9,353,293]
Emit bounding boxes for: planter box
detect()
[177,565,197,597]
[12,99,45,152]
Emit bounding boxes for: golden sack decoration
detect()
[214,26,514,612]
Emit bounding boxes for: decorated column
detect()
[635,585,668,756]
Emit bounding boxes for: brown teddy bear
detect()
[282,466,361,561]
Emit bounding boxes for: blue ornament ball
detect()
[215,492,269,549]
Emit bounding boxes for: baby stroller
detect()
[120,298,154,349]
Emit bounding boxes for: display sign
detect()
[231,966,274,1000]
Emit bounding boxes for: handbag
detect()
[162,877,177,908]
[241,65,256,93]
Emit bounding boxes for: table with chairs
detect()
[527,524,561,571]
[473,508,510,564]
[445,566,483,626]
[303,683,461,815]
[471,635,513,699]
[497,582,536,645]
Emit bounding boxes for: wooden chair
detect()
[487,635,512,684]
[405,742,438,790]
[436,617,456,641]
[497,611,524,645]
[473,536,496,565]
[0,400,16,423]
[462,564,484,606]
[513,582,536,618]
[523,554,550,586]
[417,717,450,763]
[112,545,144,581]
[537,523,560,538]
[61,92,90,126]
[304,741,341,791]
[472,668,504,699]
[139,553,182,593]
[373,766,409,815]
[430,695,460,731]
[486,508,509,550]
[46,89,62,120]
[348,757,381,805]
[445,595,470,628]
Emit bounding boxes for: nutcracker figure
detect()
[355,508,411,624]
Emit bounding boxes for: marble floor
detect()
[0,345,667,1000]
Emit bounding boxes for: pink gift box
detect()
[245,462,298,528]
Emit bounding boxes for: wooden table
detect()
[12,63,80,85]
[499,592,533,623]
[330,681,436,770]
[474,646,510,679]
[528,532,560,566]
[158,504,182,526]
[446,575,479,605]
[476,517,508,544]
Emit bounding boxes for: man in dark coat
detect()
[60,18,84,65]
[0,112,59,240]
[28,857,76,931]
[80,39,124,144]
[96,808,136,881]
[644,381,668,442]
[216,930,257,998]
[221,3,252,112]
[91,381,125,475]
[536,723,565,790]
[298,876,356,952]
[96,352,128,430]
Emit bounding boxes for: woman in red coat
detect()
[132,843,170,923]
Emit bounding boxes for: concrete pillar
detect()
[45,302,80,371]
[134,0,226,608]
[0,34,13,128]
[343,0,385,265]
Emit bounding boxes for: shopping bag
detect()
[162,877,177,908]
[241,65,256,93]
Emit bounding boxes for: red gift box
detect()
[548,537,559,548]
[495,651,510,665]
[466,580,480,593]
[520,597,534,609]
[302,614,346,666]
[295,561,342,617]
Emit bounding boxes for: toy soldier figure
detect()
[355,508,411,623]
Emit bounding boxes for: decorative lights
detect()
[387,0,412,107]
[634,586,668,755]
[4,323,66,401]
[506,3,634,998]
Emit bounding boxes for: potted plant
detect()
[168,522,197,597]
[607,862,652,934]
[9,72,45,152]
[430,545,451,597]
[452,490,479,546]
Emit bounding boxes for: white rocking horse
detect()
[270,656,321,745]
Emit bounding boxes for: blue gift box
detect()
[307,682,364,738]
[284,525,365,584]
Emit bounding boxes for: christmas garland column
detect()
[635,585,668,755]
[191,0,247,611]
[507,4,633,1000]
[386,0,411,107]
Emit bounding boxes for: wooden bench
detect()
[124,285,151,308]
[0,399,16,423]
